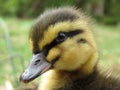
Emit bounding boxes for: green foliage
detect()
[0,0,119,24]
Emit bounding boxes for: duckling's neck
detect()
[57,69,98,90]
[39,67,97,90]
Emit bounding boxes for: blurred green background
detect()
[0,0,120,90]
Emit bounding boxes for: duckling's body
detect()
[20,7,120,90]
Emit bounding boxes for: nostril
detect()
[34,59,41,65]
[24,70,29,75]
[25,71,28,74]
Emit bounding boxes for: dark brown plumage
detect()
[58,70,120,90]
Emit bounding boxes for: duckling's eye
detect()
[56,32,67,43]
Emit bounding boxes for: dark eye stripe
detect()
[66,29,83,37]
[42,29,83,56]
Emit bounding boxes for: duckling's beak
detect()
[20,53,52,83]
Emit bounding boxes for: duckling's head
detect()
[20,7,98,83]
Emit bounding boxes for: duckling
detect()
[20,7,120,90]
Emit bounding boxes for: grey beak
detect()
[20,53,52,83]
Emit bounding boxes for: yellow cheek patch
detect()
[46,47,62,62]
[38,19,88,50]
